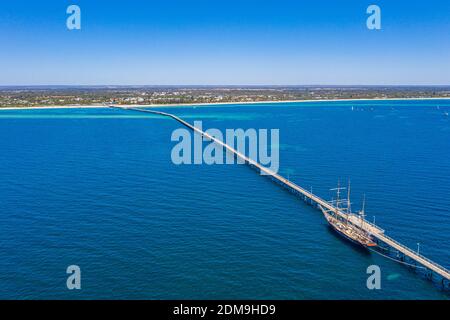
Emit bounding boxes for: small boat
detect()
[321,182,377,248]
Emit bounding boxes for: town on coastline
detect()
[1,85,450,108]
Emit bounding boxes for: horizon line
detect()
[1,84,450,88]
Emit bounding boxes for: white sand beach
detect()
[1,97,450,111]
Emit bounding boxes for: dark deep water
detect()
[0,100,449,299]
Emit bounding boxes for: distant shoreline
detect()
[1,97,450,111]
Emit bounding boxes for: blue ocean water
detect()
[0,100,449,299]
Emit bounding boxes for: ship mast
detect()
[335,180,340,218]
[360,194,366,229]
[330,180,346,219]
[346,180,351,223]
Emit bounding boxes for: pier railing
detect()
[344,213,385,234]
[377,233,450,276]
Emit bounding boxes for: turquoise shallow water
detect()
[0,100,449,299]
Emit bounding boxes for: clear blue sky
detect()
[1,0,449,85]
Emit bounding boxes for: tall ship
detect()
[320,181,377,248]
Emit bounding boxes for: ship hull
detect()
[320,205,377,249]
[327,222,371,250]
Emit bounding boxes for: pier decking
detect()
[111,105,450,284]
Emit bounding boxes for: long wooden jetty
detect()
[111,105,450,285]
